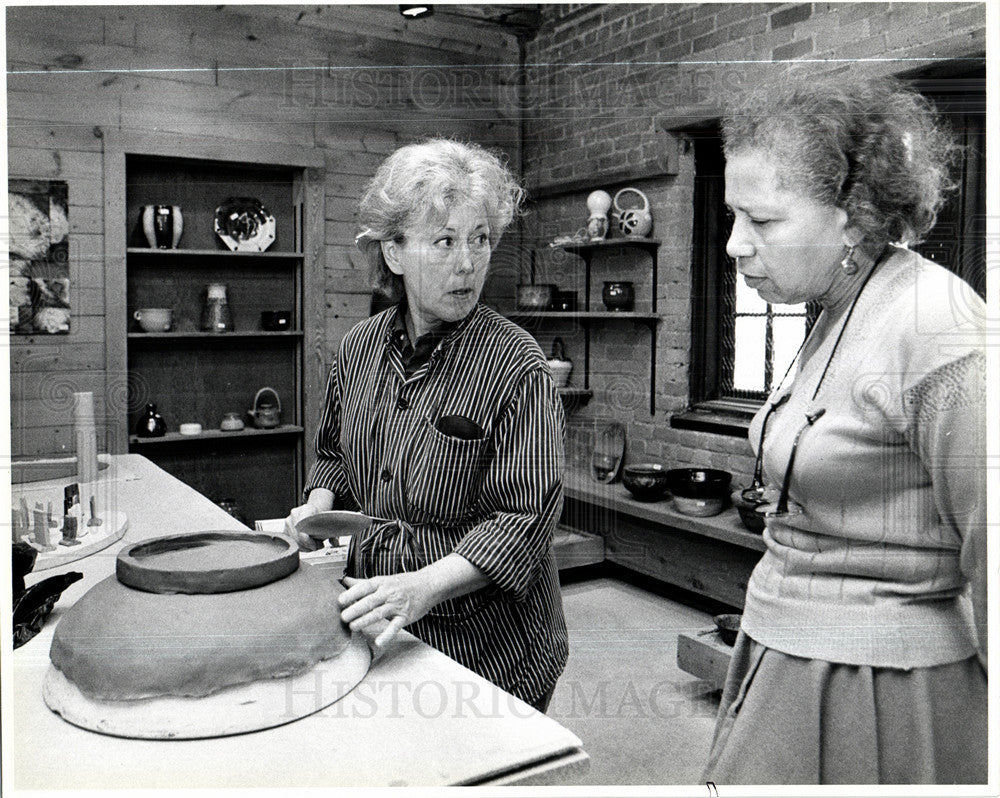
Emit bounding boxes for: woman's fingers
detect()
[374,615,407,649]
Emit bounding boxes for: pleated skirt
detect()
[702,631,988,785]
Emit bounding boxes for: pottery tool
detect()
[73,392,99,484]
[87,496,103,527]
[33,503,55,550]
[19,497,31,534]
[60,485,81,547]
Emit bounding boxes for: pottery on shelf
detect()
[602,281,635,312]
[140,205,183,249]
[214,197,276,252]
[612,187,653,238]
[132,308,173,332]
[200,283,234,333]
[135,403,167,438]
[585,190,612,242]
[220,412,245,432]
[547,337,573,389]
[622,463,670,501]
[551,289,577,312]
[248,387,281,429]
[517,283,555,311]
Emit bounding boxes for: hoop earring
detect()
[840,245,858,275]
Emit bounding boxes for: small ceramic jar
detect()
[602,281,635,312]
[220,412,245,431]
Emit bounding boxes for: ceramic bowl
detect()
[133,308,173,332]
[622,463,670,502]
[667,468,731,517]
[732,486,767,533]
[713,613,742,646]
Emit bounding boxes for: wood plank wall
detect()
[7,4,521,457]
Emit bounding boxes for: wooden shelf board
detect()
[127,247,303,259]
[506,311,662,322]
[676,629,735,690]
[553,238,661,254]
[563,467,767,552]
[128,331,303,340]
[553,525,605,570]
[129,424,304,445]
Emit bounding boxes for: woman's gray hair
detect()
[356,138,525,301]
[722,73,959,248]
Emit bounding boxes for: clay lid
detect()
[116,530,298,594]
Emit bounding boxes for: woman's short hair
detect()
[722,73,959,247]
[356,138,525,300]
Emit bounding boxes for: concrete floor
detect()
[547,572,722,786]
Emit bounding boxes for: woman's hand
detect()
[283,488,335,551]
[339,572,436,649]
[339,553,490,650]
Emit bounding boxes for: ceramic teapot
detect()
[248,387,281,429]
[612,187,653,238]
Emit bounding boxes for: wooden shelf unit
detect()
[104,135,325,523]
[511,238,663,414]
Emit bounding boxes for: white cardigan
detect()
[741,246,987,668]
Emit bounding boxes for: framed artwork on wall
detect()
[9,178,70,335]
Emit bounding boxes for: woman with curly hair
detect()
[703,75,987,783]
[285,139,568,712]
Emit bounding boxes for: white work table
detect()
[7,455,588,789]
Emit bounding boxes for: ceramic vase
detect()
[136,403,167,437]
[141,205,183,249]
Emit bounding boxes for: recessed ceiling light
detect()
[399,5,433,19]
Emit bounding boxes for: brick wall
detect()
[518,2,986,484]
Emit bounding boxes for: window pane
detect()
[772,314,806,386]
[733,316,766,393]
[735,276,768,314]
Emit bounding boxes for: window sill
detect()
[670,401,759,438]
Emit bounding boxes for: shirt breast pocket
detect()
[406,417,489,524]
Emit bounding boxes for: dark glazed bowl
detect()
[713,613,742,646]
[667,468,732,516]
[732,486,767,533]
[622,463,670,502]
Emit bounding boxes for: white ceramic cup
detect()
[133,308,173,332]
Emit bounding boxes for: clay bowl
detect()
[732,486,768,533]
[667,468,732,517]
[621,463,670,502]
[713,613,742,646]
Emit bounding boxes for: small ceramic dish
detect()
[294,510,372,542]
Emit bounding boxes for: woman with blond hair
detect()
[287,139,568,712]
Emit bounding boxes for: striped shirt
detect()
[304,302,569,703]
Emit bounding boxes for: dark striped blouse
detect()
[304,302,569,704]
